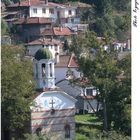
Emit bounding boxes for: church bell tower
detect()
[33,47,55,90]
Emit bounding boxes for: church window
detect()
[36,64,38,78]
[64,124,70,138]
[49,63,52,77]
[42,63,46,78]
[35,127,42,136]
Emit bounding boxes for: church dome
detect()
[35,48,53,60]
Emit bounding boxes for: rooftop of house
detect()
[55,55,71,68]
[55,54,78,68]
[26,38,61,46]
[53,27,75,36]
[14,17,52,24]
[41,27,75,36]
[7,0,76,8]
[65,1,92,8]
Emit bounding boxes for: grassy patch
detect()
[75,114,102,125]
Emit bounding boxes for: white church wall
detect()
[31,92,76,111]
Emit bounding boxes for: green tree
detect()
[94,0,112,17]
[1,19,9,35]
[63,39,69,52]
[71,31,131,134]
[1,45,35,139]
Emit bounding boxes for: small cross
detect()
[49,98,55,109]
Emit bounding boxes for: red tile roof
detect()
[41,27,75,36]
[53,27,74,36]
[27,38,61,46]
[55,54,79,68]
[7,0,71,8]
[81,95,96,100]
[41,28,54,36]
[55,55,71,68]
[68,54,79,68]
[14,17,52,24]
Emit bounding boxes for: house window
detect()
[33,8,37,14]
[49,8,54,14]
[86,88,97,96]
[64,124,70,138]
[42,8,46,14]
[86,88,93,96]
[68,10,72,15]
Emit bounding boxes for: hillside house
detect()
[25,38,62,58]
[55,54,80,83]
[56,79,102,114]
[4,0,88,40]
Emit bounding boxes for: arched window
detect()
[64,124,70,138]
[35,127,42,136]
[42,63,46,77]
[49,63,52,77]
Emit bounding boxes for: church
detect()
[30,47,77,140]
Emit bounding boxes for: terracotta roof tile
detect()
[41,28,54,36]
[55,55,70,68]
[53,27,74,36]
[7,0,70,8]
[27,38,61,46]
[14,17,52,24]
[68,54,79,68]
[81,95,96,100]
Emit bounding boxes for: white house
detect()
[26,38,62,63]
[55,54,81,83]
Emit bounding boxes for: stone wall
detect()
[31,108,76,140]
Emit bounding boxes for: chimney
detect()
[28,0,30,6]
[45,0,48,4]
[60,26,62,32]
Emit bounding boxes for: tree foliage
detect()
[71,31,131,135]
[1,45,35,139]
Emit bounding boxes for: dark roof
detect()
[34,48,53,60]
[56,79,81,98]
[14,17,52,25]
